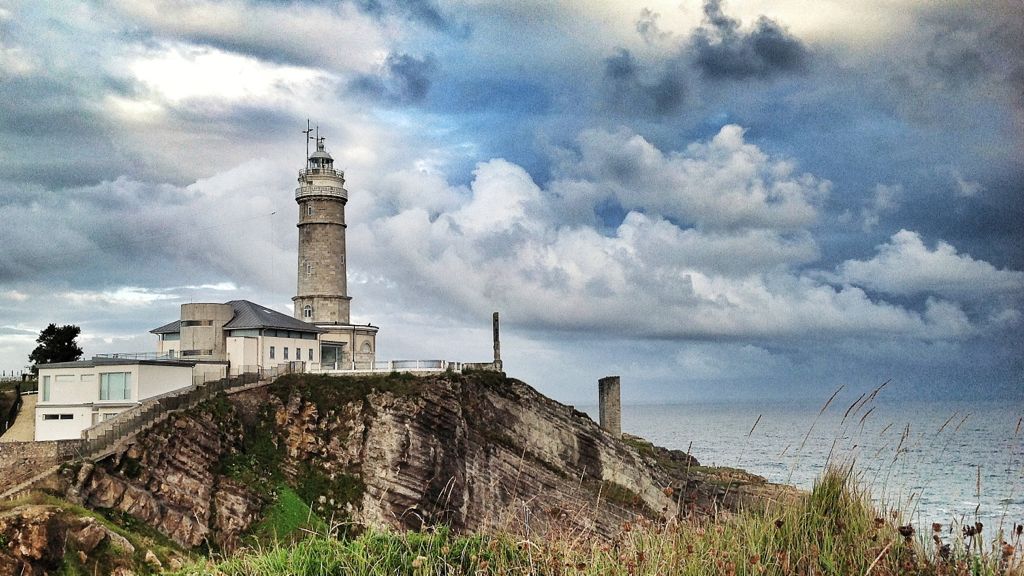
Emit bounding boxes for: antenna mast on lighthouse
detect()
[302,119,314,168]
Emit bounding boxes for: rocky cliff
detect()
[56,371,785,552]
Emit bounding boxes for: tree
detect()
[29,324,83,374]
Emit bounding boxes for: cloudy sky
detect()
[0,0,1021,403]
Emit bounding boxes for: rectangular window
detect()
[42,376,50,402]
[309,348,314,360]
[296,348,301,360]
[43,414,73,421]
[283,347,289,360]
[99,372,132,401]
[80,374,93,382]
[269,346,275,359]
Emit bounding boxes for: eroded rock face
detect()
[68,372,784,549]
[73,408,263,550]
[269,373,771,538]
[0,505,136,575]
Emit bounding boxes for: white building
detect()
[151,299,328,373]
[35,358,194,441]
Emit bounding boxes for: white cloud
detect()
[951,169,984,198]
[553,125,830,231]
[353,131,991,343]
[0,290,28,302]
[834,229,1024,300]
[63,287,179,307]
[861,183,901,232]
[105,0,387,74]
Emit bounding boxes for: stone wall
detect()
[0,440,84,492]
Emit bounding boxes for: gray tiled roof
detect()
[223,300,324,333]
[149,300,322,334]
[150,320,181,334]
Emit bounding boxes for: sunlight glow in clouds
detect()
[127,43,331,107]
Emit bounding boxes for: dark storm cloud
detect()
[636,8,670,44]
[349,53,437,105]
[349,0,450,31]
[603,49,686,116]
[690,0,810,80]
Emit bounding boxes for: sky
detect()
[0,0,1021,404]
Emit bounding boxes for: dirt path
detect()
[0,394,36,442]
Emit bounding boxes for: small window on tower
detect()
[303,305,312,319]
[306,205,313,216]
[305,262,313,276]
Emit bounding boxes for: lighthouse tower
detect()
[294,128,377,369]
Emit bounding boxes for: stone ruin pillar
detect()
[598,376,621,438]
[492,312,502,371]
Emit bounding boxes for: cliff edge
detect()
[47,371,789,551]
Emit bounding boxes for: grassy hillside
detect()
[171,467,1023,576]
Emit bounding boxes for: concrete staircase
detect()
[0,370,281,500]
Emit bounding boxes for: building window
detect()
[296,348,301,360]
[181,320,214,327]
[80,374,93,382]
[42,376,50,402]
[305,262,313,276]
[309,348,314,360]
[43,414,73,420]
[99,372,132,401]
[360,342,373,353]
[270,346,275,360]
[284,347,289,360]
[306,205,314,216]
[303,305,312,319]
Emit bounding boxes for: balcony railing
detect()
[93,352,180,361]
[298,167,344,179]
[295,184,347,200]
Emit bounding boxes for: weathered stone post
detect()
[492,312,502,371]
[598,376,621,438]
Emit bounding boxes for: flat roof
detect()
[37,358,197,370]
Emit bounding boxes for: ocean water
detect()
[585,398,1023,532]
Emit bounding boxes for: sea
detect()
[584,397,1023,534]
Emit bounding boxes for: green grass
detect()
[172,526,528,576]
[169,467,1023,576]
[247,486,329,544]
[268,372,424,413]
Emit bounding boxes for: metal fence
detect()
[309,359,466,374]
[1,384,22,435]
[93,352,179,361]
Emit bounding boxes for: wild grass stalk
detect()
[170,467,1023,575]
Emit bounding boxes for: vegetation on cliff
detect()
[171,467,1023,575]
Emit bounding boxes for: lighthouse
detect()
[293,125,378,369]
